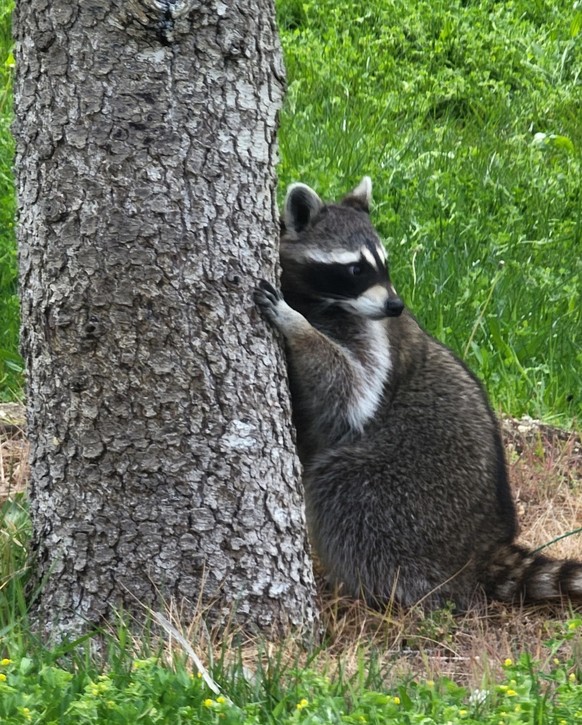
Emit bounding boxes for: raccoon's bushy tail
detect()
[486,544,582,604]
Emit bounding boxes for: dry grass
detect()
[149,416,582,690]
[304,419,582,686]
[2,403,581,688]
[152,587,581,694]
[0,403,27,501]
[503,417,582,561]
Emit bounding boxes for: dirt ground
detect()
[1,403,581,684]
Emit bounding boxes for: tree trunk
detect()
[13,0,317,637]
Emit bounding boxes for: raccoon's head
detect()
[280,177,404,320]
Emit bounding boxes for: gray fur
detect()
[255,178,582,609]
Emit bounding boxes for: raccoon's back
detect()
[370,323,582,606]
[302,319,517,605]
[379,320,515,523]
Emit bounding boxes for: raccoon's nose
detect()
[385,297,404,317]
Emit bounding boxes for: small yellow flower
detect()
[505,689,517,697]
[426,680,435,688]
[197,671,202,678]
[203,698,214,708]
[553,658,560,665]
[296,698,309,711]
[21,708,31,719]
[0,673,7,682]
[216,696,226,704]
[0,659,11,666]
[569,673,577,682]
[131,657,155,671]
[459,709,468,716]
[393,696,401,705]
[503,658,513,667]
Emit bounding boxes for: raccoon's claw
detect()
[255,279,283,303]
[254,280,307,335]
[254,280,284,323]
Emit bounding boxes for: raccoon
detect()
[254,177,582,610]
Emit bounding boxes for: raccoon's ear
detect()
[283,183,324,236]
[342,176,372,213]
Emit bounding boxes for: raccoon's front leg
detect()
[254,280,372,454]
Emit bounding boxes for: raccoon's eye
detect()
[348,264,362,276]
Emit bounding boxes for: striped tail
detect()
[486,543,582,603]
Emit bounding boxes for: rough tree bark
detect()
[13,0,317,637]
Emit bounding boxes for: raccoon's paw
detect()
[254,280,283,323]
[254,280,309,335]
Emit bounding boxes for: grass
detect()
[277,0,582,426]
[1,483,582,725]
[0,1,581,422]
[1,640,582,724]
[0,1,20,402]
[0,0,581,721]
[1,415,582,722]
[0,494,582,723]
